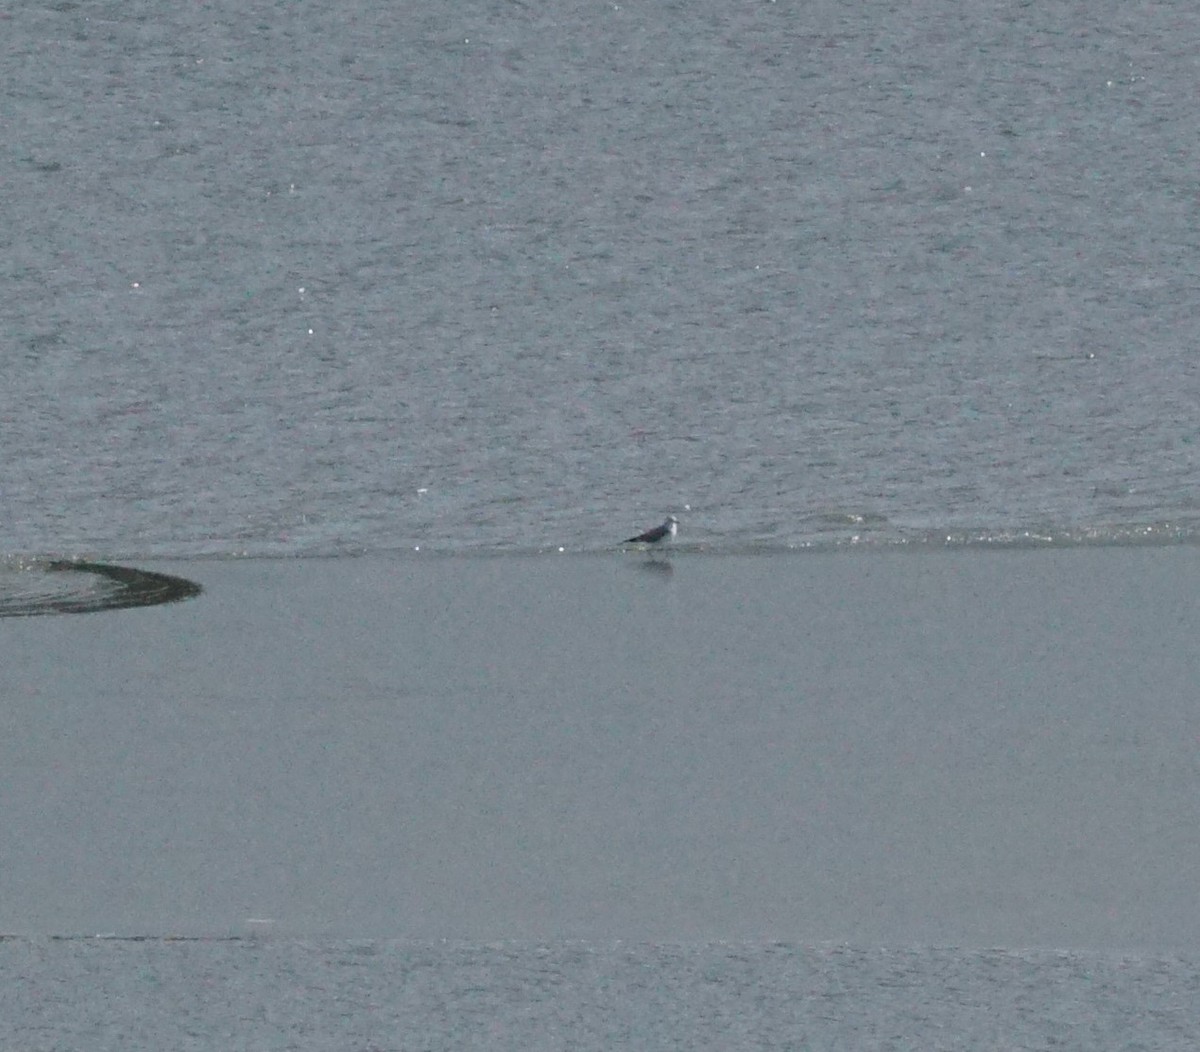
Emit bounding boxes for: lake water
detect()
[6,0,1200,557]
[4,0,1200,1047]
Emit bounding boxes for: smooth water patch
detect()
[3,548,1198,946]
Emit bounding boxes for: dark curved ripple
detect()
[0,560,202,618]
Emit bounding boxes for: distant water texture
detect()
[4,940,1199,1052]
[3,0,1200,558]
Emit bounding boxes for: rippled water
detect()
[4,0,1200,558]
[6,2,1200,1046]
[4,939,1198,1052]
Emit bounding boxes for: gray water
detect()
[5,0,1200,556]
[6,0,1200,1046]
[5,550,1200,1048]
[6,549,1200,947]
[4,939,1198,1051]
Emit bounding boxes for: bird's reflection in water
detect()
[631,556,673,577]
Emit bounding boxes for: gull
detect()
[623,515,678,546]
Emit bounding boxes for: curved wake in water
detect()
[0,559,202,618]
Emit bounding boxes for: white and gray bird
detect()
[623,515,678,546]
